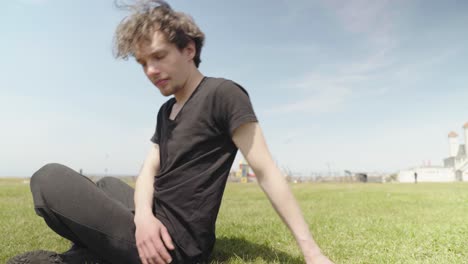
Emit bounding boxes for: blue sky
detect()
[1,0,467,177]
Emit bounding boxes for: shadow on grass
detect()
[210,236,303,263]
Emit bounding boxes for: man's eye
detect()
[153,54,166,60]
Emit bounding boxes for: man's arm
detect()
[134,143,174,264]
[134,144,160,219]
[232,122,333,264]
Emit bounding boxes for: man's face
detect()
[135,30,194,97]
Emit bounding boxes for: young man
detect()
[8,1,333,263]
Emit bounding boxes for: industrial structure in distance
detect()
[399,122,468,182]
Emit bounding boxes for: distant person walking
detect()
[414,172,418,184]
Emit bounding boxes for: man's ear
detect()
[184,40,196,61]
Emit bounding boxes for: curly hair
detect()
[113,0,205,68]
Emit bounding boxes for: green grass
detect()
[1,179,468,263]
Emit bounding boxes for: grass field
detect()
[1,178,468,263]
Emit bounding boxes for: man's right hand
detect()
[135,212,175,264]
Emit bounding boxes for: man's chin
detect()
[158,88,173,97]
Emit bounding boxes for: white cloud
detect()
[265,54,388,114]
[278,0,316,26]
[393,48,460,82]
[273,45,457,115]
[267,85,350,114]
[266,0,407,115]
[323,0,393,32]
[17,0,49,4]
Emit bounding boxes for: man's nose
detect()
[146,62,161,76]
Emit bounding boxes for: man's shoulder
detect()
[204,76,232,89]
[204,77,248,96]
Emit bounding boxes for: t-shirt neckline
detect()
[168,76,207,122]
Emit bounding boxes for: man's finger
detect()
[138,243,153,264]
[150,236,172,263]
[143,241,159,264]
[161,226,175,250]
[137,243,150,264]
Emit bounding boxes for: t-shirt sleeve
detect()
[150,106,163,144]
[214,80,258,136]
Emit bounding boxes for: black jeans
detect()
[30,163,189,264]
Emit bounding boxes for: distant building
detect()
[443,124,468,181]
[398,166,454,182]
[398,122,468,182]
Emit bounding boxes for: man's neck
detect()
[174,70,204,104]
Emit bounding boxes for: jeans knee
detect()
[30,163,69,202]
[96,176,120,188]
[31,163,64,186]
[96,176,116,184]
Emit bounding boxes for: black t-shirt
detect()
[150,77,257,259]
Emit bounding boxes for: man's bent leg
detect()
[94,177,192,263]
[30,163,140,264]
[95,176,135,212]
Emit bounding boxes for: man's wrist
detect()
[134,208,154,223]
[297,238,322,256]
